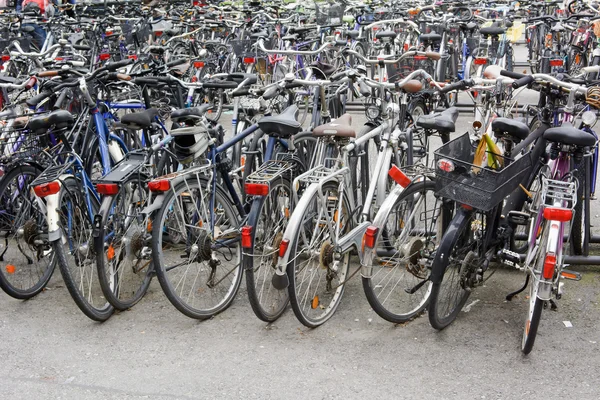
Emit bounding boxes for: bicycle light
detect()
[582,110,597,127]
[96,183,119,196]
[148,179,170,192]
[543,207,573,222]
[33,182,60,198]
[389,165,411,188]
[279,239,290,257]
[245,183,269,196]
[241,226,253,249]
[363,226,379,249]
[437,159,455,172]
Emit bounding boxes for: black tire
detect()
[287,181,353,328]
[362,180,445,323]
[0,165,55,299]
[95,176,153,310]
[54,178,114,321]
[428,208,480,330]
[152,177,243,319]
[245,178,292,322]
[540,49,551,74]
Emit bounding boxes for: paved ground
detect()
[2,43,600,399]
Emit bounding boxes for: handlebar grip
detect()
[439,79,472,94]
[116,73,132,81]
[284,82,303,89]
[105,58,134,71]
[425,52,441,61]
[73,44,91,51]
[512,75,535,89]
[53,89,69,110]
[166,58,188,68]
[38,70,60,78]
[202,81,239,89]
[500,69,527,79]
[230,88,250,97]
[26,91,53,107]
[133,77,159,85]
[25,77,37,90]
[330,71,347,81]
[263,86,281,100]
[358,81,371,97]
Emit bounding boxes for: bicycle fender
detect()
[429,207,472,284]
[93,196,115,238]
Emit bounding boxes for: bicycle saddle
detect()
[313,114,356,138]
[492,118,529,142]
[170,105,211,123]
[544,124,597,147]
[257,105,302,138]
[119,108,159,130]
[28,110,74,132]
[347,30,360,39]
[310,61,337,79]
[419,33,442,43]
[416,107,459,133]
[375,30,397,40]
[480,25,506,36]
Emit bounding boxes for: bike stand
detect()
[506,274,529,301]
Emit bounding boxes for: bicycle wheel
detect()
[54,177,114,321]
[0,165,55,299]
[152,176,243,319]
[522,223,549,354]
[571,157,589,255]
[362,180,448,323]
[287,181,353,327]
[95,176,153,310]
[428,208,484,330]
[245,178,292,322]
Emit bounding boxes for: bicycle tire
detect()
[245,178,292,322]
[362,180,444,323]
[0,165,55,299]
[152,176,243,319]
[54,177,114,321]
[287,181,353,328]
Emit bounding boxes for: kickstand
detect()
[506,274,529,301]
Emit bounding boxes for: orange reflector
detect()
[245,183,269,196]
[147,220,152,232]
[311,295,319,309]
[543,253,556,280]
[148,179,170,192]
[388,165,411,188]
[5,264,15,274]
[107,244,115,260]
[96,183,119,196]
[549,59,563,67]
[474,58,487,65]
[34,181,60,198]
[543,207,572,222]
[363,226,379,249]
[561,271,578,280]
[279,238,290,257]
[241,225,252,249]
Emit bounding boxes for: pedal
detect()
[560,269,582,281]
[501,248,521,267]
[507,210,529,226]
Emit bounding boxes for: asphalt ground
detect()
[1,43,600,399]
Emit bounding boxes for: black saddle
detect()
[171,105,211,123]
[310,61,336,79]
[492,118,529,142]
[419,33,442,43]
[375,30,397,40]
[347,30,360,39]
[28,110,74,132]
[120,108,159,130]
[480,25,506,36]
[257,105,302,137]
[544,124,597,147]
[416,107,459,133]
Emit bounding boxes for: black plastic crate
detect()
[434,133,533,211]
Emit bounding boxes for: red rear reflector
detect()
[543,207,572,222]
[191,76,198,83]
[96,183,119,196]
[148,179,170,192]
[474,58,487,65]
[363,226,379,249]
[437,158,455,172]
[33,181,60,197]
[193,61,205,68]
[128,55,138,60]
[279,238,290,257]
[549,59,563,67]
[543,253,556,279]
[155,31,163,37]
[241,225,252,249]
[245,183,269,196]
[388,165,411,188]
[106,31,113,35]
[99,53,110,61]
[1,55,10,62]
[243,57,256,64]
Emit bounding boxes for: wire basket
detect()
[0,127,54,163]
[121,20,151,46]
[229,39,265,58]
[315,2,344,26]
[434,133,533,211]
[386,55,435,83]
